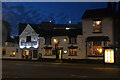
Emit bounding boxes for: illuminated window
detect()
[2,48,6,55]
[10,51,15,57]
[44,49,52,56]
[88,41,108,56]
[93,20,102,32]
[69,49,77,56]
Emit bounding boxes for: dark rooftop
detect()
[82,8,113,19]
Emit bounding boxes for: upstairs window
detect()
[69,37,77,44]
[26,36,31,42]
[45,38,51,45]
[93,20,102,33]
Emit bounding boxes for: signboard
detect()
[104,49,114,63]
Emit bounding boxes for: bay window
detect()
[44,49,52,56]
[88,41,108,56]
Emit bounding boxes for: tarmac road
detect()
[2,60,120,79]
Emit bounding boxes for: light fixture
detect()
[64,38,67,42]
[54,39,58,43]
[66,27,70,30]
[64,50,67,53]
[50,21,52,22]
[69,20,71,24]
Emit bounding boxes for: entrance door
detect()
[58,49,62,59]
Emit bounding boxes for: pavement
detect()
[2,60,120,79]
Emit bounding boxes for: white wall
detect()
[82,17,114,59]
[2,47,22,59]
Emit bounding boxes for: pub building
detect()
[2,2,120,63]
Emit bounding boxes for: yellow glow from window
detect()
[96,21,101,25]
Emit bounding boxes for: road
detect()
[2,60,120,79]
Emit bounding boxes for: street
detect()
[2,60,120,79]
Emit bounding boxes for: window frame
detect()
[92,19,102,33]
[26,36,31,42]
[68,49,77,56]
[44,49,52,56]
[87,41,108,57]
[45,38,51,45]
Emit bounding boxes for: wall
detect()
[82,17,113,59]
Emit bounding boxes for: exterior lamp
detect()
[54,39,58,43]
[64,50,67,53]
[64,38,67,42]
[50,21,52,22]
[69,20,71,24]
[66,27,70,30]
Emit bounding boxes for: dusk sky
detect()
[2,2,107,36]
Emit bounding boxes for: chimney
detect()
[107,2,112,9]
[113,2,116,12]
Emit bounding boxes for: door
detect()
[58,49,62,59]
[33,50,38,58]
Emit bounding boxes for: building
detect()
[2,2,120,62]
[19,22,82,60]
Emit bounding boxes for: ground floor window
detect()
[2,48,6,55]
[10,51,15,57]
[69,49,77,56]
[88,41,108,56]
[44,49,52,56]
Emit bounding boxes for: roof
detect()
[19,23,82,37]
[86,36,109,41]
[82,8,113,19]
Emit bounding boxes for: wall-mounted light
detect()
[54,39,58,43]
[64,38,67,42]
[64,50,67,53]
[69,20,71,24]
[66,27,70,30]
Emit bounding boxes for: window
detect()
[69,49,77,56]
[93,20,102,32]
[69,37,76,44]
[26,36,31,42]
[88,41,108,56]
[44,49,52,56]
[2,48,6,55]
[10,51,15,57]
[45,38,51,45]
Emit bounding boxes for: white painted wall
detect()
[82,17,114,59]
